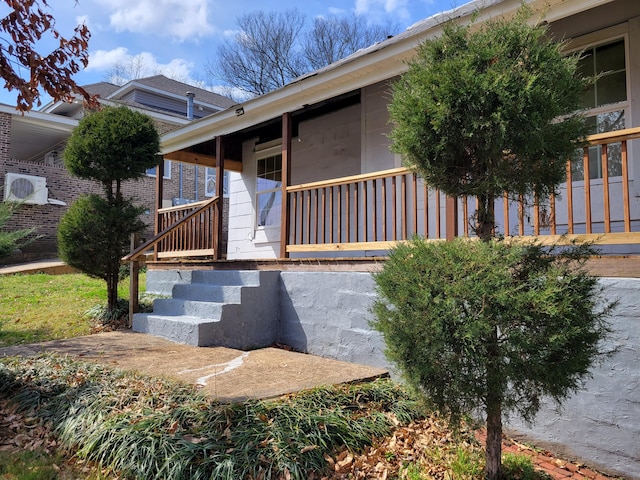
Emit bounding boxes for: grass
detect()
[0,272,145,346]
[0,354,425,480]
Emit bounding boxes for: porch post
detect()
[214,135,225,260]
[446,195,458,241]
[153,156,164,261]
[280,112,292,259]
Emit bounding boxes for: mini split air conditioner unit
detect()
[3,173,48,205]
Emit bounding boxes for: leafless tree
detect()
[304,14,397,70]
[210,10,307,96]
[104,53,187,86]
[207,9,399,97]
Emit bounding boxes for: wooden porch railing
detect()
[122,196,220,322]
[285,126,640,253]
[286,168,445,253]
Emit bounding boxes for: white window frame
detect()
[146,159,172,179]
[204,168,230,198]
[566,26,631,182]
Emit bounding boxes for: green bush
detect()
[373,238,614,477]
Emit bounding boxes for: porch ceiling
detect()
[0,105,77,161]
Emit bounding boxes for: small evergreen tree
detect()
[378,9,611,479]
[59,106,160,313]
[388,9,588,240]
[0,199,35,258]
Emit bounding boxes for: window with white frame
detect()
[256,152,282,228]
[572,37,628,180]
[205,168,230,197]
[146,159,172,179]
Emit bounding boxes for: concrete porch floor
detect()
[0,331,389,402]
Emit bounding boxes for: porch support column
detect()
[280,112,292,259]
[153,156,164,261]
[446,195,458,241]
[215,135,225,260]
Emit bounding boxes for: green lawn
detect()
[0,272,145,347]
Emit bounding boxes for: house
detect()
[129,0,637,477]
[0,75,235,262]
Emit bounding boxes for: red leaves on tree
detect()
[0,0,98,111]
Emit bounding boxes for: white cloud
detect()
[354,0,411,21]
[97,0,215,41]
[87,48,194,81]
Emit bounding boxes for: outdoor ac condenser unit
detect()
[3,173,48,205]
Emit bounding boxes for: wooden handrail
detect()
[157,198,210,214]
[588,126,640,145]
[122,196,219,262]
[287,167,409,192]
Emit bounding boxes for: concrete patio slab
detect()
[0,331,388,402]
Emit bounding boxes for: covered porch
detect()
[125,125,640,267]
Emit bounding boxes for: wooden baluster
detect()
[601,143,611,234]
[518,194,525,237]
[583,146,592,234]
[435,189,441,238]
[503,193,509,237]
[621,141,631,232]
[566,160,574,234]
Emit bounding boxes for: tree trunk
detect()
[485,396,503,480]
[485,324,503,480]
[476,193,495,241]
[107,271,119,313]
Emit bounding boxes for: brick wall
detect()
[1,112,229,262]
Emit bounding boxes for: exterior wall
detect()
[506,277,640,480]
[227,103,364,260]
[279,271,391,370]
[361,80,399,173]
[278,273,639,479]
[0,111,214,260]
[144,266,640,479]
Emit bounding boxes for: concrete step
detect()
[171,284,243,303]
[132,314,221,347]
[191,270,261,286]
[152,298,224,317]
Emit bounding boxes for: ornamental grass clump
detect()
[0,354,424,480]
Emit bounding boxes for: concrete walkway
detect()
[0,258,75,276]
[0,331,388,402]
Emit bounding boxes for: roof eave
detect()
[161,0,615,154]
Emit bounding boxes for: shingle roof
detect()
[120,75,236,109]
[81,81,120,98]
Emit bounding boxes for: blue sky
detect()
[0,0,461,107]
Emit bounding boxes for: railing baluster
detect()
[550,193,556,235]
[503,193,509,237]
[381,179,387,240]
[534,194,540,236]
[363,181,368,242]
[346,184,351,243]
[566,161,574,234]
[329,186,334,243]
[622,140,631,232]
[583,146,592,234]
[321,187,326,243]
[423,182,429,238]
[435,189,441,239]
[601,143,610,234]
[391,176,397,241]
[373,179,378,241]
[412,173,418,237]
[354,182,359,243]
[401,174,408,240]
[518,194,525,237]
